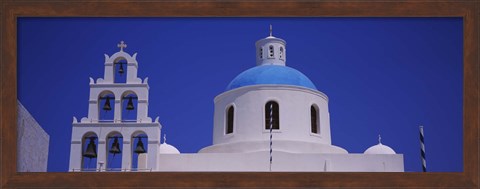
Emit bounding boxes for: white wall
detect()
[17,101,49,172]
[157,151,404,172]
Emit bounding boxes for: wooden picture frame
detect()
[1,1,478,188]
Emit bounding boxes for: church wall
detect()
[157,152,404,172]
[17,101,49,172]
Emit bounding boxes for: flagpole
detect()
[269,103,273,172]
[420,125,427,172]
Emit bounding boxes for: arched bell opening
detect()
[131,132,148,171]
[98,91,115,122]
[121,91,138,122]
[114,57,128,83]
[81,132,98,171]
[106,132,123,171]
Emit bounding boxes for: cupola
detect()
[255,25,286,66]
[364,135,397,154]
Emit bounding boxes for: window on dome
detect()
[226,106,234,134]
[268,45,274,58]
[259,48,263,59]
[265,101,279,130]
[279,47,284,60]
[311,105,319,134]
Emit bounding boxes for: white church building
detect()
[69,29,404,172]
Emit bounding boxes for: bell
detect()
[109,137,121,155]
[134,138,146,154]
[83,137,97,158]
[103,96,112,111]
[118,63,124,74]
[126,96,134,110]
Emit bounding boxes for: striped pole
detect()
[269,103,273,172]
[420,125,427,172]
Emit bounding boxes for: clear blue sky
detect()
[17,17,463,172]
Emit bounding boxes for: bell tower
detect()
[69,41,161,172]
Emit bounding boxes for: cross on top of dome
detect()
[117,40,127,51]
[269,24,273,37]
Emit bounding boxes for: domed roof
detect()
[159,143,180,154]
[226,65,317,91]
[364,143,396,154]
[364,135,396,154]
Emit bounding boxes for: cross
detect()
[163,134,167,144]
[378,134,382,144]
[269,24,273,36]
[117,41,127,51]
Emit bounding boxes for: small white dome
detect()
[364,135,396,154]
[364,143,396,154]
[159,143,180,154]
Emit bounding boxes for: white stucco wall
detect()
[201,85,346,154]
[17,101,50,172]
[157,151,404,172]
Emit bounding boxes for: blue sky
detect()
[17,17,463,172]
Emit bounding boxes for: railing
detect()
[121,120,138,123]
[97,119,140,123]
[98,120,115,123]
[71,168,153,172]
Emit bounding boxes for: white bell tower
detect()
[69,41,161,172]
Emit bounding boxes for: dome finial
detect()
[117,40,127,52]
[378,134,382,144]
[269,24,273,37]
[163,134,167,144]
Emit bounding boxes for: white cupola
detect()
[159,135,180,154]
[255,25,286,66]
[364,135,397,154]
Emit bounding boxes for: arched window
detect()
[259,48,263,59]
[279,47,284,60]
[121,91,138,122]
[268,45,274,58]
[265,101,279,130]
[226,106,234,134]
[106,132,123,171]
[82,132,98,171]
[114,58,127,83]
[311,105,319,134]
[98,91,115,122]
[131,132,148,171]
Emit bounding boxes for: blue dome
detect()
[226,65,317,91]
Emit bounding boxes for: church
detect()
[69,28,404,172]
